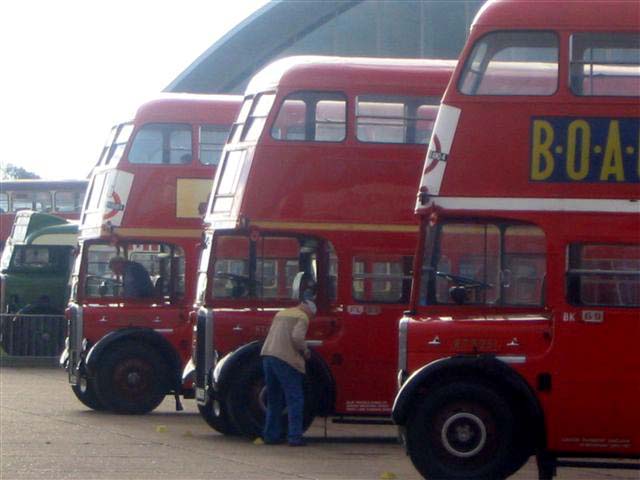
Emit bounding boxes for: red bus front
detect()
[187,56,454,436]
[392,2,640,479]
[64,94,241,414]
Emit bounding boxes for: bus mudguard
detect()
[214,340,335,414]
[392,354,544,441]
[85,327,182,389]
[213,341,263,391]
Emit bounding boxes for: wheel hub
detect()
[126,371,142,386]
[441,412,487,458]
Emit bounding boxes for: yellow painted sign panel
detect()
[176,179,212,218]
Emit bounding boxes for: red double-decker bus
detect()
[186,56,453,436]
[62,94,241,414]
[391,1,639,479]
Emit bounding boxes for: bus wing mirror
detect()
[291,272,305,300]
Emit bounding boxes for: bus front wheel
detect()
[405,381,525,480]
[94,341,168,414]
[225,356,316,438]
[198,399,238,435]
[71,376,106,411]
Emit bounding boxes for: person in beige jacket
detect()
[260,300,316,446]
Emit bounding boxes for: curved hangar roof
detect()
[166,0,483,94]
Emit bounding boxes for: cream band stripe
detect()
[250,220,418,233]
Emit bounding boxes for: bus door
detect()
[547,242,640,452]
[334,251,414,414]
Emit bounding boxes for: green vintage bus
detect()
[0,211,78,314]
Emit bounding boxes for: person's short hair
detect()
[108,256,126,268]
[302,300,317,316]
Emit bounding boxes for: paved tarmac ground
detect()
[1,367,638,480]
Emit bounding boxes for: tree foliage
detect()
[0,163,41,180]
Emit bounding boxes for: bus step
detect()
[556,460,640,471]
[331,417,393,426]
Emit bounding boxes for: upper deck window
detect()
[570,33,640,97]
[210,150,247,214]
[200,125,231,166]
[98,126,118,166]
[10,192,52,213]
[84,172,107,214]
[128,123,192,164]
[0,192,8,212]
[271,92,346,142]
[356,95,440,144]
[54,191,83,213]
[459,31,558,96]
[242,93,276,143]
[228,97,255,144]
[108,124,133,165]
[100,124,133,166]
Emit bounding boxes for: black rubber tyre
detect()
[405,381,525,480]
[197,399,238,435]
[93,341,169,414]
[71,376,106,411]
[225,356,317,438]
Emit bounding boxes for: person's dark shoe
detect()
[288,439,306,447]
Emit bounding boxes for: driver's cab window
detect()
[435,224,500,304]
[425,222,546,306]
[84,242,184,300]
[211,234,322,302]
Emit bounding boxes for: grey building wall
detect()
[167,0,484,94]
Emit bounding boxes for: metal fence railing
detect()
[0,313,66,357]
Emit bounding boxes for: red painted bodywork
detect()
[69,94,241,379]
[402,0,640,460]
[197,57,454,415]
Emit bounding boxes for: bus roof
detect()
[26,223,78,246]
[473,0,640,31]
[246,56,456,95]
[132,93,243,125]
[9,211,76,245]
[0,179,88,191]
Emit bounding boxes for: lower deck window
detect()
[210,234,337,303]
[567,244,640,307]
[352,255,412,303]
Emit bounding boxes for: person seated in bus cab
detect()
[108,256,154,299]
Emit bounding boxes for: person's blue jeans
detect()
[262,355,304,444]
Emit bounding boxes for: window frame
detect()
[566,243,640,307]
[569,32,640,97]
[54,190,83,213]
[81,240,185,301]
[422,221,547,307]
[127,123,193,165]
[0,192,9,212]
[457,30,560,97]
[351,254,413,304]
[355,94,440,145]
[199,124,231,166]
[270,91,347,143]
